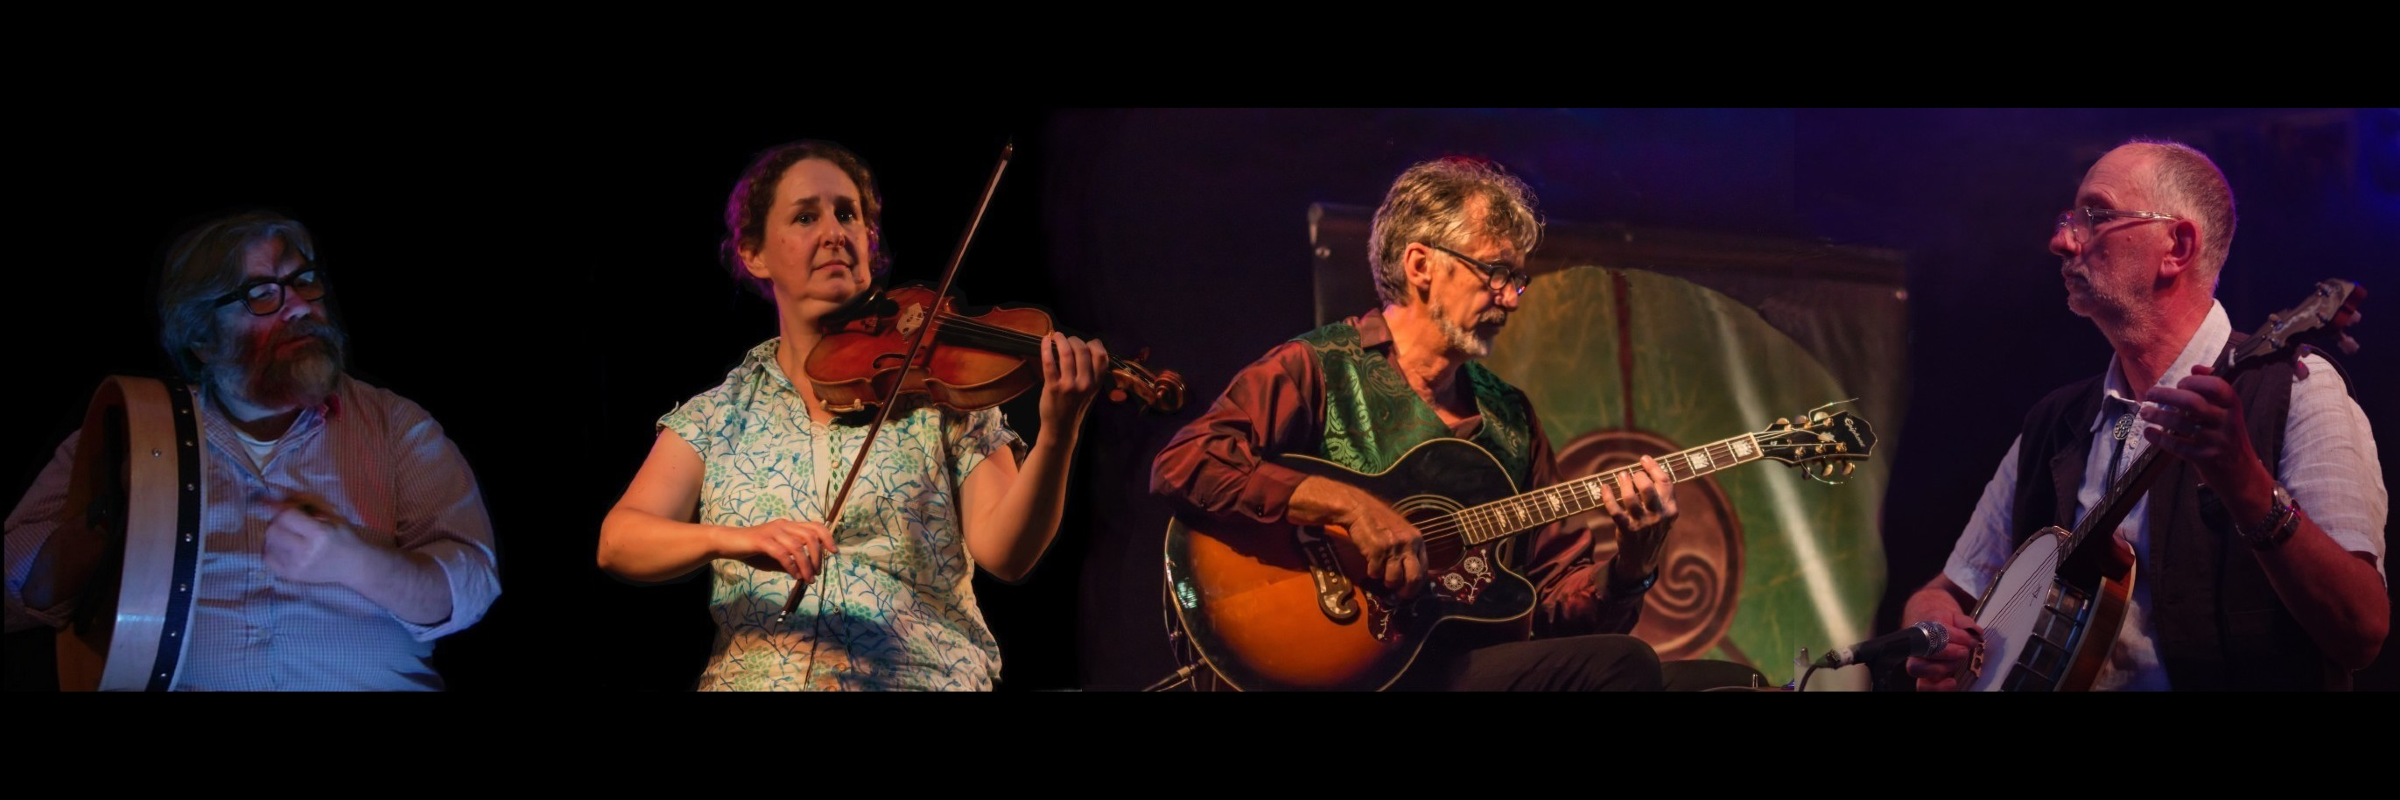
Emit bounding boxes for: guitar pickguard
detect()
[1429,546,1498,605]
[1296,527,1359,623]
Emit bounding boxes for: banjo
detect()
[1965,279,2364,691]
[52,376,206,691]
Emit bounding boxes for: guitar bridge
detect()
[1297,528,1358,623]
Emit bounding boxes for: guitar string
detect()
[1406,439,1808,542]
[1402,439,1829,544]
[1974,546,2069,686]
[1978,410,2148,683]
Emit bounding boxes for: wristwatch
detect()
[2236,483,2302,551]
[1605,565,1659,599]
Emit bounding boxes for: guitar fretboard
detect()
[1449,434,1767,546]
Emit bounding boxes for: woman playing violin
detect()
[596,140,1110,691]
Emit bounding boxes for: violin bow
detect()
[776,142,1013,624]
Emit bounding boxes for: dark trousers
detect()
[1391,634,1767,691]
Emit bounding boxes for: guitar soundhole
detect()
[1557,429,1744,662]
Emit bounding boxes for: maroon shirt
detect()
[1149,309,1642,639]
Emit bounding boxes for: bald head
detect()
[2109,139,2237,286]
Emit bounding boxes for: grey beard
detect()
[212,346,342,410]
[1430,301,1498,359]
[2065,265,2158,340]
[205,323,348,410]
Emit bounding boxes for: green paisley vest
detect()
[1294,319,1535,487]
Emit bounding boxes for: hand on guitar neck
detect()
[1600,456,1679,586]
[1288,476,1430,600]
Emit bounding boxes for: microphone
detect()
[1815,621,1948,668]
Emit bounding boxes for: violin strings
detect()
[931,312,1140,370]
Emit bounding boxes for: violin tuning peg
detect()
[1109,389,1129,403]
[1775,417,1791,428]
[1836,442,1848,452]
[1842,462,1857,476]
[1822,463,1836,477]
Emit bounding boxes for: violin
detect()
[806,284,1185,415]
[774,141,1177,625]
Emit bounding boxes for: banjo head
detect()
[1966,527,2071,692]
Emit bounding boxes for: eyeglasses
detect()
[1424,243,1529,297]
[215,269,326,316]
[2055,206,2180,246]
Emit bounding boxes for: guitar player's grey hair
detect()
[1368,157,1542,306]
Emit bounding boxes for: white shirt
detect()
[4,378,499,690]
[1944,301,2387,691]
[231,426,279,471]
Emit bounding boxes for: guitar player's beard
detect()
[206,316,348,410]
[1432,301,1507,359]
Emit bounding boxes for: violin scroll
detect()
[1109,347,1186,414]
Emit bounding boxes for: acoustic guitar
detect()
[1163,406,1876,691]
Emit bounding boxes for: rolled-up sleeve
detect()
[2283,355,2386,582]
[386,409,499,641]
[1150,342,1324,524]
[1944,436,2023,598]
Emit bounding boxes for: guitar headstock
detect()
[2233,278,2366,370]
[1754,401,1878,484]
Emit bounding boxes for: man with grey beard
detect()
[3,212,499,690]
[1154,158,1759,690]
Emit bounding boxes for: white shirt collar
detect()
[2093,300,2232,431]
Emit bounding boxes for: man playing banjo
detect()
[1903,139,2385,691]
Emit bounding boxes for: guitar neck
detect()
[1453,434,1769,546]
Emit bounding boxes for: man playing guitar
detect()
[1151,157,1761,691]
